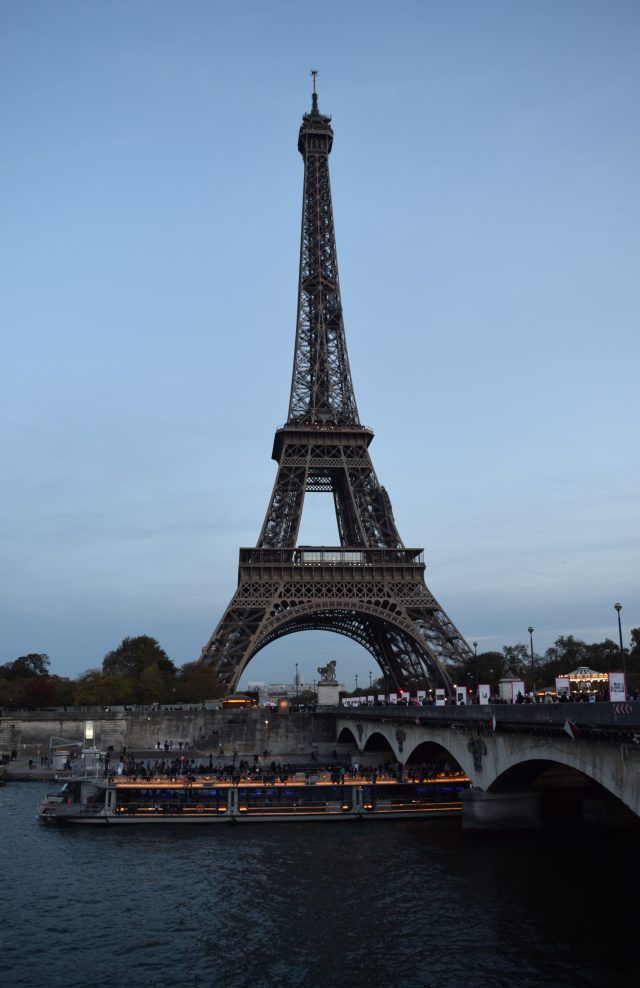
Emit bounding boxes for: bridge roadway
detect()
[331,702,640,831]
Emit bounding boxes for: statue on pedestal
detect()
[317,660,337,683]
[316,660,340,707]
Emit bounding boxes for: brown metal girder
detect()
[272,425,373,462]
[243,599,456,690]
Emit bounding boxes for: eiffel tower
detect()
[200,80,473,695]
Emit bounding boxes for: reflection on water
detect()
[1,783,637,988]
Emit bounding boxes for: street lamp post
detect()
[528,627,535,701]
[473,641,478,696]
[614,603,625,679]
[369,671,372,690]
[295,662,299,702]
[355,674,358,693]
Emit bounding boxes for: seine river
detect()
[1,782,637,988]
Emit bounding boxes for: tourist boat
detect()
[38,772,470,825]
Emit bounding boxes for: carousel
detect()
[565,665,608,698]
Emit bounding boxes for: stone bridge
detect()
[333,703,640,831]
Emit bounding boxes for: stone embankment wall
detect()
[0,708,340,759]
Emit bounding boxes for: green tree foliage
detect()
[138,664,172,704]
[451,650,506,690]
[175,662,225,703]
[295,688,318,704]
[1,653,51,680]
[0,653,52,708]
[543,635,588,673]
[0,654,76,708]
[101,636,178,704]
[541,635,625,677]
[477,651,507,687]
[584,638,621,672]
[49,676,76,707]
[103,636,176,679]
[4,626,638,709]
[502,645,529,677]
[73,670,135,707]
[628,628,640,669]
[0,677,16,707]
[20,676,57,708]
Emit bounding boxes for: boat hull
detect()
[38,774,469,826]
[39,805,462,825]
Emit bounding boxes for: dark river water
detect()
[1,782,637,988]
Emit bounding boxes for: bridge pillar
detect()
[461,790,541,832]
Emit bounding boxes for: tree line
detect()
[0,636,225,709]
[448,630,640,697]
[1,629,639,710]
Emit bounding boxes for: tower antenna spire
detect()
[310,68,318,111]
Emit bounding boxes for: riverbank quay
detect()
[0,706,342,766]
[0,705,355,783]
[2,754,58,782]
[4,700,640,769]
[2,750,359,784]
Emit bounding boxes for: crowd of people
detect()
[108,746,457,786]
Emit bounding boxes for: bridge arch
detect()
[334,708,640,826]
[336,726,359,748]
[362,731,395,756]
[405,739,465,776]
[485,751,638,823]
[484,743,629,802]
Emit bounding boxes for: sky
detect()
[1,0,638,690]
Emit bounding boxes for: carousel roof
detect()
[567,665,608,681]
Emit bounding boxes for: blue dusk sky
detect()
[1,1,638,689]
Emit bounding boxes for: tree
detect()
[584,638,621,673]
[175,663,225,703]
[502,645,528,677]
[73,670,135,707]
[21,676,57,708]
[2,653,51,680]
[137,664,173,705]
[0,653,60,708]
[296,688,317,704]
[466,650,506,694]
[49,676,76,707]
[103,636,176,679]
[543,636,588,672]
[0,676,21,707]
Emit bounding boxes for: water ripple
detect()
[0,785,636,988]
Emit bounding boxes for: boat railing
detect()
[108,770,460,787]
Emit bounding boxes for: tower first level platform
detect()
[201,544,463,695]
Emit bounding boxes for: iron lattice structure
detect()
[200,88,473,695]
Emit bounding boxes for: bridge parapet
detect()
[329,701,640,745]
